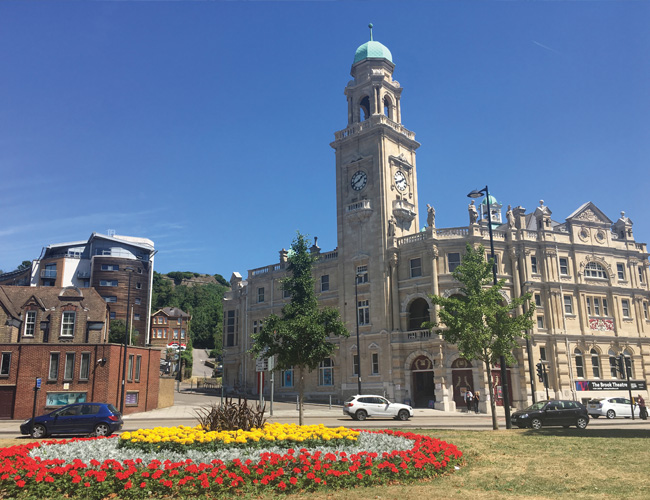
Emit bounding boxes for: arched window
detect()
[359,96,370,121]
[383,95,393,120]
[408,298,430,330]
[574,348,584,378]
[608,350,618,378]
[624,350,634,378]
[584,262,607,279]
[590,349,601,378]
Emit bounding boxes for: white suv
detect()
[587,397,641,419]
[343,395,414,421]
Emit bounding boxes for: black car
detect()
[20,403,123,438]
[511,400,589,430]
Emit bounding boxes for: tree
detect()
[251,233,349,425]
[108,319,136,345]
[18,261,31,270]
[427,243,534,430]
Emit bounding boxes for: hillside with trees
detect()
[151,271,230,351]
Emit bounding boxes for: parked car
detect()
[20,403,123,438]
[511,400,589,429]
[587,397,641,419]
[343,395,413,421]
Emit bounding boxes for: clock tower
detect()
[331,26,421,333]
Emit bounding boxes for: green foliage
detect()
[151,271,228,350]
[108,319,135,345]
[192,397,267,432]
[213,273,229,287]
[18,260,31,270]
[251,232,348,424]
[427,243,534,429]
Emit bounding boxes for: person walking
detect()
[637,394,647,420]
[465,390,474,413]
[474,391,480,413]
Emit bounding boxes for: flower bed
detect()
[0,424,463,499]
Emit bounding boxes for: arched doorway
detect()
[451,358,474,410]
[411,355,434,408]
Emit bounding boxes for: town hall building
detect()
[222,34,649,412]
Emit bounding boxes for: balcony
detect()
[77,271,91,279]
[40,270,57,279]
[346,199,372,223]
[392,199,416,223]
[334,114,416,142]
[392,329,437,344]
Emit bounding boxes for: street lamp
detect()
[120,266,135,414]
[467,186,512,429]
[522,281,537,404]
[354,273,362,395]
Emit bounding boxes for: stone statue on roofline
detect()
[506,205,515,229]
[468,200,478,225]
[426,204,436,228]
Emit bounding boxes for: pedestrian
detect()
[474,391,480,413]
[465,390,474,412]
[637,394,647,420]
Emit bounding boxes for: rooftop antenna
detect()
[369,23,373,41]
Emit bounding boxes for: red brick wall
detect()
[0,343,160,419]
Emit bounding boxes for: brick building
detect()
[150,307,191,349]
[0,286,160,419]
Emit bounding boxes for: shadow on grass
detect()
[521,428,650,438]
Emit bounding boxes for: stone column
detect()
[429,246,439,322]
[389,252,400,331]
[578,292,589,333]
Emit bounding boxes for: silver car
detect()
[343,395,413,421]
[587,397,641,419]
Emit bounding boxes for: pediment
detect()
[566,202,612,226]
[22,295,46,310]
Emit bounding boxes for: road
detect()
[1,387,648,440]
[191,348,213,378]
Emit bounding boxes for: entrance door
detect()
[452,358,474,410]
[410,356,434,408]
[0,386,15,419]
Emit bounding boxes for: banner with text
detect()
[575,380,647,391]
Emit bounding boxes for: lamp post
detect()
[467,186,512,429]
[120,267,135,414]
[522,281,536,404]
[354,273,362,395]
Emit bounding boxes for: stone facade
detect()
[222,38,650,412]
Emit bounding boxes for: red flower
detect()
[290,477,298,485]
[16,480,25,488]
[124,480,132,490]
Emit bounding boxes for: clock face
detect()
[351,170,367,191]
[394,170,407,191]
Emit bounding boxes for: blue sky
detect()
[1,1,649,278]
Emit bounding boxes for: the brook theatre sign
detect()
[575,380,647,391]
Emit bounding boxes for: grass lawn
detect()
[2,427,649,499]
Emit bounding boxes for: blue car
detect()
[20,403,123,438]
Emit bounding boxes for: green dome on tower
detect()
[353,23,393,64]
[354,40,393,64]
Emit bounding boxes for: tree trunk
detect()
[298,365,304,426]
[484,357,499,430]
